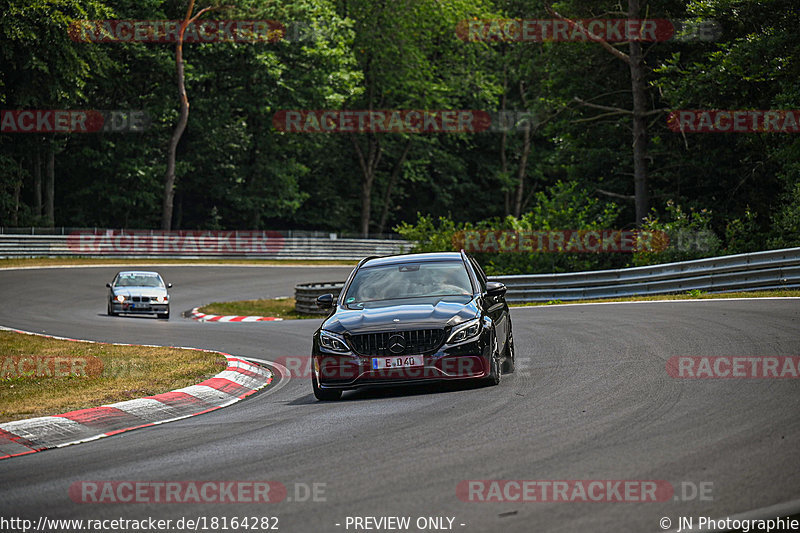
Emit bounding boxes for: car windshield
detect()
[344,261,472,304]
[115,274,164,288]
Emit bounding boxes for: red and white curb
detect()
[0,327,272,461]
[189,307,283,322]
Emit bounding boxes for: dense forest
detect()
[1,0,798,271]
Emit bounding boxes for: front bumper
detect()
[313,339,491,390]
[111,301,169,315]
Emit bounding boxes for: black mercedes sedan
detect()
[311,251,515,400]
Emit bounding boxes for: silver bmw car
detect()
[106,271,172,319]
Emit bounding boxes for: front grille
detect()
[347,329,445,357]
[132,296,150,302]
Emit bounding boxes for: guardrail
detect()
[291,248,800,308]
[490,247,800,303]
[0,232,411,261]
[6,233,797,303]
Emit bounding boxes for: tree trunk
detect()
[33,140,42,218]
[377,141,411,234]
[174,193,183,230]
[628,0,649,225]
[499,63,510,217]
[513,81,533,218]
[514,115,532,218]
[545,1,652,226]
[161,38,189,230]
[11,164,21,226]
[162,1,208,230]
[352,133,382,237]
[45,141,55,227]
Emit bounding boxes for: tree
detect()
[0,0,113,227]
[337,0,499,236]
[544,0,664,225]
[160,0,219,230]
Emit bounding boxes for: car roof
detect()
[116,271,162,277]
[361,252,464,268]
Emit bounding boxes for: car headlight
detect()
[447,318,481,344]
[319,330,350,352]
[115,295,125,302]
[154,296,168,303]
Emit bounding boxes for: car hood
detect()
[322,295,479,334]
[112,286,168,297]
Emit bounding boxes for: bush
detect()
[725,208,762,254]
[769,182,800,249]
[633,201,721,266]
[396,181,628,275]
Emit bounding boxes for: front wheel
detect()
[502,333,515,374]
[158,306,170,319]
[107,301,118,317]
[482,332,501,386]
[312,374,342,401]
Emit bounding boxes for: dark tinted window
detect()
[344,261,472,303]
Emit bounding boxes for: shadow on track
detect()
[287,379,494,405]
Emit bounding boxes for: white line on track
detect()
[237,357,292,397]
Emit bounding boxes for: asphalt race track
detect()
[1,266,799,532]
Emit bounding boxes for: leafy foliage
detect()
[0,0,797,274]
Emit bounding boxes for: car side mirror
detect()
[316,293,334,309]
[106,283,112,288]
[167,283,173,289]
[486,281,507,298]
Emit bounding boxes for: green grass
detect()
[0,330,226,423]
[513,289,800,307]
[0,257,357,268]
[199,297,322,319]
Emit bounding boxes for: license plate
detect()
[372,355,424,370]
